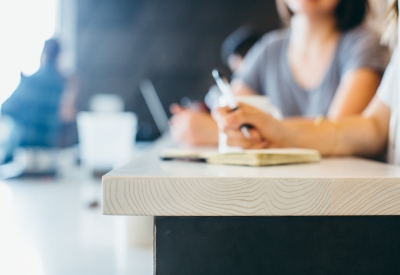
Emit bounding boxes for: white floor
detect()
[0,154,153,275]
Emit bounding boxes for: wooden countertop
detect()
[103,134,400,216]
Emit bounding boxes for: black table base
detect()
[155,216,400,275]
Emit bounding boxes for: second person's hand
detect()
[169,103,219,146]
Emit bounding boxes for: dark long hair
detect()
[392,0,399,19]
[382,0,398,47]
[276,0,370,32]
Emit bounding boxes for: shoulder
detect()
[233,29,289,90]
[340,25,382,49]
[257,28,290,49]
[31,67,66,83]
[244,28,289,61]
[338,25,390,73]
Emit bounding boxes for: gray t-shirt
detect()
[234,26,390,117]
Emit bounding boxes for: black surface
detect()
[75,0,281,141]
[155,216,400,275]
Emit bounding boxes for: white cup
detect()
[218,95,283,153]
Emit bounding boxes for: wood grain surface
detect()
[103,177,400,216]
[102,135,400,216]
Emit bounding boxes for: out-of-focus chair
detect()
[0,115,17,165]
[88,93,125,113]
[77,94,137,174]
[78,94,152,248]
[0,115,25,179]
[0,114,61,178]
[77,111,137,172]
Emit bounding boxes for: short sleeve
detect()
[377,50,398,108]
[232,38,268,94]
[232,29,287,94]
[340,26,390,76]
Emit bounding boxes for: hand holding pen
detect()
[211,69,252,139]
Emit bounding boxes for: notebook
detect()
[160,148,321,166]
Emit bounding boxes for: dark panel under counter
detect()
[155,216,400,275]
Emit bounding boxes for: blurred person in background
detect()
[0,38,79,164]
[213,0,399,164]
[169,25,264,146]
[220,25,265,75]
[171,0,389,147]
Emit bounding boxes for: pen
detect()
[212,69,251,139]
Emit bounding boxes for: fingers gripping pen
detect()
[212,69,251,139]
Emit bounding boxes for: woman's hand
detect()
[169,104,219,146]
[212,102,288,149]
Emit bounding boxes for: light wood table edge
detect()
[102,176,400,216]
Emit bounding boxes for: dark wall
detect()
[76,0,281,140]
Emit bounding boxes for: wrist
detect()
[280,121,294,148]
[313,115,340,156]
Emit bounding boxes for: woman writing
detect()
[233,0,388,118]
[213,0,399,164]
[171,0,389,146]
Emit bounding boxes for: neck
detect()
[290,14,340,51]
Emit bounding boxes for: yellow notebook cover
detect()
[160,148,321,166]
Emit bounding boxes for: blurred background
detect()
[0,0,282,274]
[1,0,282,140]
[72,0,280,141]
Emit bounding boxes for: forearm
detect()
[335,117,387,157]
[327,70,382,119]
[282,116,387,157]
